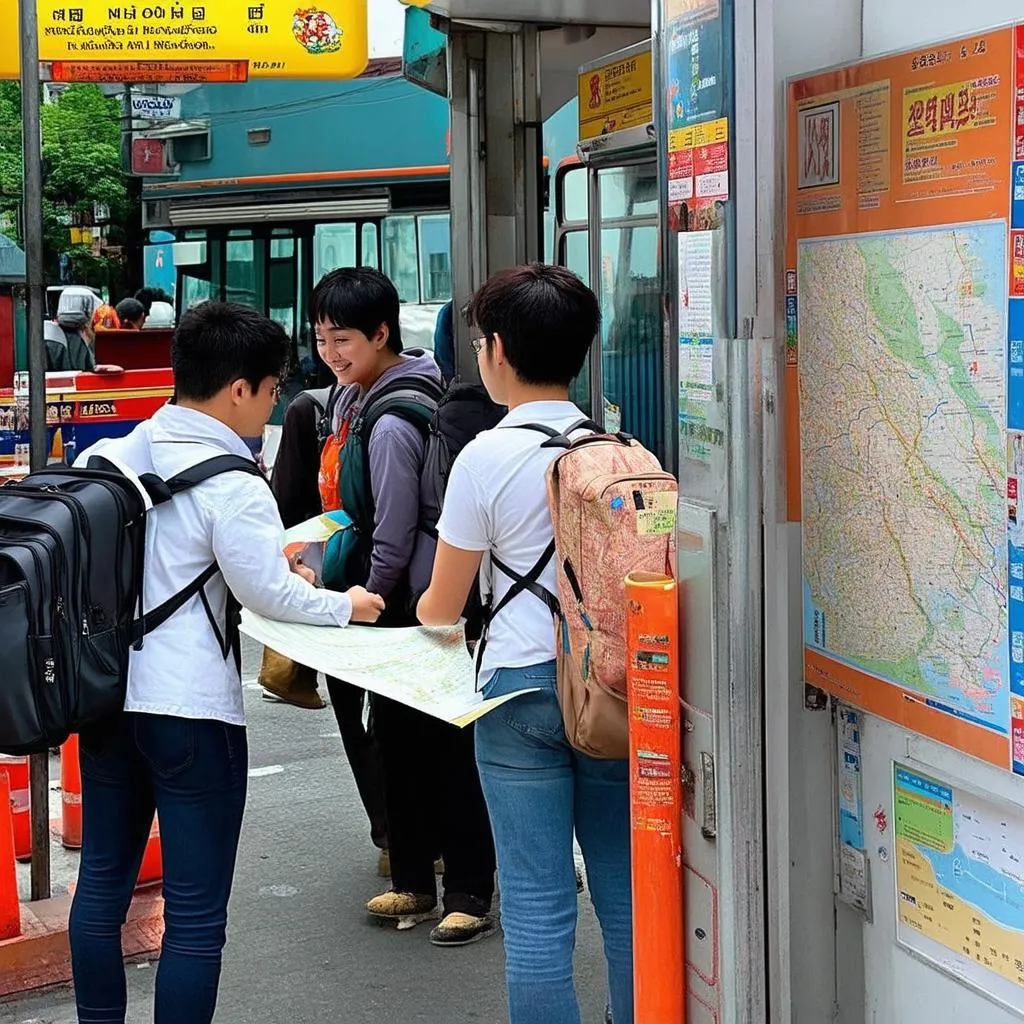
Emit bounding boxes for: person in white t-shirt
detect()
[417,264,633,1024]
[68,302,384,1024]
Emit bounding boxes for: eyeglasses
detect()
[271,383,281,402]
[471,336,487,355]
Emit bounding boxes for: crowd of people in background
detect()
[45,285,174,371]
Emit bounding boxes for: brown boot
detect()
[258,649,326,710]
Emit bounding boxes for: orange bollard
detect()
[61,734,83,850]
[137,817,162,888]
[0,757,31,862]
[625,572,685,1024]
[0,773,21,940]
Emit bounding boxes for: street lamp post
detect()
[19,0,52,902]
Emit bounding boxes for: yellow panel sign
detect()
[578,48,653,142]
[668,116,728,154]
[0,0,368,81]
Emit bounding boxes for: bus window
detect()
[382,215,419,303]
[269,229,298,338]
[361,223,380,269]
[225,233,266,311]
[314,223,357,283]
[559,164,588,224]
[418,213,451,303]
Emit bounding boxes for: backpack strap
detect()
[475,541,561,684]
[314,384,340,452]
[473,416,602,681]
[509,417,601,448]
[336,378,445,538]
[131,454,269,661]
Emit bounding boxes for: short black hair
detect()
[467,263,600,387]
[172,301,289,402]
[310,267,402,354]
[116,297,146,325]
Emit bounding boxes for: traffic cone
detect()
[0,757,30,862]
[0,773,20,940]
[137,817,162,888]
[61,734,82,850]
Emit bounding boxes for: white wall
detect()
[762,1,864,1021]
[862,0,1019,56]
[369,0,407,58]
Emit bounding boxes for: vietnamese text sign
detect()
[1,0,368,81]
[578,48,653,142]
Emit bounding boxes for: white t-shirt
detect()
[79,404,353,726]
[437,400,591,680]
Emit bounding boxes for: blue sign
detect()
[1014,162,1024,228]
[1009,300,1024,430]
[667,17,724,130]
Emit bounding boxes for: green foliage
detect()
[0,83,128,285]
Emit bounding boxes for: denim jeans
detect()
[475,663,633,1024]
[69,712,248,1024]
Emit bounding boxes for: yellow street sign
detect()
[1,0,368,81]
[577,47,653,142]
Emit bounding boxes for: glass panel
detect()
[402,5,447,98]
[181,273,213,311]
[598,221,662,460]
[558,229,591,414]
[382,215,419,303]
[225,238,265,311]
[314,222,357,283]
[560,230,590,287]
[599,164,659,220]
[560,165,588,224]
[361,223,379,268]
[418,213,451,303]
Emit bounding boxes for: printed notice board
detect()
[787,28,1024,773]
[894,765,1024,1011]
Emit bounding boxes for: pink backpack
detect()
[478,420,677,760]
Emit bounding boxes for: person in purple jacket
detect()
[311,268,496,946]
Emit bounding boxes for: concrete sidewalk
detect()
[0,641,611,1023]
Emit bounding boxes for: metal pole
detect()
[19,0,52,902]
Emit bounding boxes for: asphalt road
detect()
[0,638,611,1024]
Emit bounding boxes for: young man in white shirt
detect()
[68,302,384,1024]
[417,264,633,1024]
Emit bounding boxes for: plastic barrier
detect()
[137,818,162,888]
[0,773,20,940]
[625,571,685,1024]
[0,757,30,862]
[61,734,83,850]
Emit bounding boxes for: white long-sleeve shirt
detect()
[79,403,352,726]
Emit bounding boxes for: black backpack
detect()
[0,454,266,756]
[413,383,506,636]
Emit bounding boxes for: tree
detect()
[0,82,130,289]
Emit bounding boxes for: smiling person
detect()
[312,267,497,945]
[67,302,384,1024]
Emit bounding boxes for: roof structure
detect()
[0,233,25,284]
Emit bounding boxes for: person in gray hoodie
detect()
[311,267,497,946]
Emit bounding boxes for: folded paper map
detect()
[240,608,536,727]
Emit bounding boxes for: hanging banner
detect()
[0,0,368,81]
[788,29,1019,772]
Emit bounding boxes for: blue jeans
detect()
[69,713,248,1024]
[475,663,633,1024]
